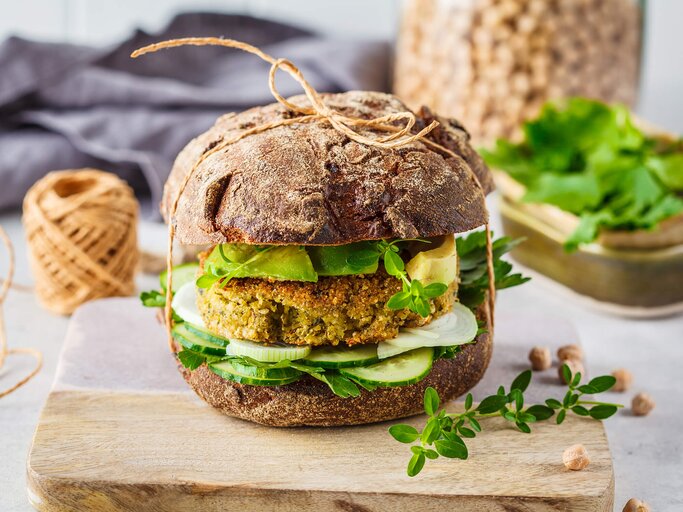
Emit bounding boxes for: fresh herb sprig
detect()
[175,344,468,399]
[347,239,447,318]
[140,290,166,308]
[390,364,621,477]
[139,290,184,322]
[456,231,530,309]
[175,348,377,398]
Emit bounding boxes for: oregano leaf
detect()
[424,387,440,416]
[510,370,532,393]
[586,375,617,393]
[589,404,618,420]
[435,439,468,459]
[407,452,426,477]
[389,424,419,444]
[383,250,405,276]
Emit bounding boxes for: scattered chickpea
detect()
[557,344,583,362]
[631,392,655,416]
[562,444,590,471]
[623,498,651,512]
[528,346,552,371]
[611,368,633,392]
[558,358,585,384]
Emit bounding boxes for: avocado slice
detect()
[308,242,379,276]
[405,235,458,285]
[205,244,318,282]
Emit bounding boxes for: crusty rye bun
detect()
[164,91,493,246]
[179,305,492,427]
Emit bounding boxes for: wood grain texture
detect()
[27,390,614,512]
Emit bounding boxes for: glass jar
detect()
[394,0,644,144]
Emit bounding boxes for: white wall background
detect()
[1,0,681,132]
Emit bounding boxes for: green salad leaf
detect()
[456,231,530,309]
[174,344,468,399]
[481,98,683,251]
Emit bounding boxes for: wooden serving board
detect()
[27,298,614,512]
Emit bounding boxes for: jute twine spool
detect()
[23,169,139,315]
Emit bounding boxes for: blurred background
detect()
[1,0,681,133]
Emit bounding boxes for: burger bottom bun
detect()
[178,309,493,427]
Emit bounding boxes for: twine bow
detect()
[132,38,496,351]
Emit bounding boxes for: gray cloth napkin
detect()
[0,12,390,216]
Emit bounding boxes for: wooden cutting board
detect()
[27,298,614,512]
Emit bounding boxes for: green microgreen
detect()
[456,231,530,310]
[173,348,380,398]
[140,290,166,308]
[139,290,183,322]
[347,238,443,318]
[390,363,622,477]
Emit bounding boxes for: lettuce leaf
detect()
[481,98,683,251]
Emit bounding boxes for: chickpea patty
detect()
[197,272,458,346]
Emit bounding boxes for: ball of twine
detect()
[23,169,139,315]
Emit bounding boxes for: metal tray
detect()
[500,196,683,317]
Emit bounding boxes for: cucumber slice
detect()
[227,338,311,363]
[209,360,301,386]
[340,347,434,387]
[184,322,229,347]
[301,344,379,368]
[171,282,205,327]
[160,262,199,293]
[172,323,226,356]
[230,360,301,381]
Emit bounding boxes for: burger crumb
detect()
[557,344,583,362]
[562,444,590,471]
[559,358,585,384]
[623,498,651,512]
[631,392,655,416]
[528,346,551,371]
[611,368,633,392]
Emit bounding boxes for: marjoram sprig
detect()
[347,239,447,318]
[389,363,622,477]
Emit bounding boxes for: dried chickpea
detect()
[528,346,552,371]
[631,393,655,416]
[611,368,633,392]
[562,444,590,471]
[622,498,651,512]
[557,344,583,362]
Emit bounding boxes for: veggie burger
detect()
[144,91,508,427]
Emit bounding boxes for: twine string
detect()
[131,37,496,348]
[0,226,43,399]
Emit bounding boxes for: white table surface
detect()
[1,201,682,511]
